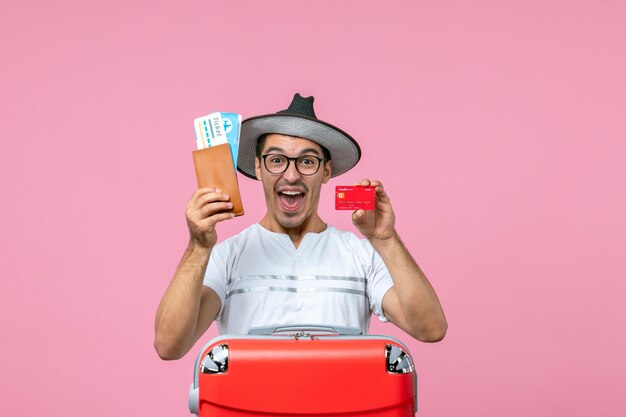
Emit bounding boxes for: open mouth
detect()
[278,190,305,211]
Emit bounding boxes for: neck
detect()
[259,213,327,248]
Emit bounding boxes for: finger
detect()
[199,212,236,229]
[194,187,219,197]
[351,209,364,223]
[375,189,391,206]
[197,201,234,218]
[367,179,384,195]
[369,181,390,203]
[195,191,230,208]
[187,196,230,223]
[188,192,230,215]
[187,187,219,208]
[355,178,371,186]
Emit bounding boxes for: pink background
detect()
[1,1,625,416]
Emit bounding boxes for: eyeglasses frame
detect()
[260,153,328,176]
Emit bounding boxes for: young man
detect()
[154,94,447,360]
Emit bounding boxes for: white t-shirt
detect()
[203,223,394,335]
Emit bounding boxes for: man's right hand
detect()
[186,187,235,248]
[155,187,231,360]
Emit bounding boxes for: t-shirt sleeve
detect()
[364,240,394,323]
[202,243,228,320]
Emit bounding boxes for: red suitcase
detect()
[188,325,417,416]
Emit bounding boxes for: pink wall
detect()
[1,1,625,416]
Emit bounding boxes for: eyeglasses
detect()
[261,154,326,176]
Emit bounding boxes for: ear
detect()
[255,157,262,180]
[322,160,332,184]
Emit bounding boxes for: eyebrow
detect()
[264,146,322,157]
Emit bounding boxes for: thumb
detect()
[352,209,364,225]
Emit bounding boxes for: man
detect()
[154,94,447,360]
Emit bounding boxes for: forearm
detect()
[371,233,447,340]
[154,242,212,359]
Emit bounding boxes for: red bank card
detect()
[335,186,375,210]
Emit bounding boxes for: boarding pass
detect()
[194,112,242,169]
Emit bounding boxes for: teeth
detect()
[281,191,302,196]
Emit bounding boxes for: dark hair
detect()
[255,134,332,160]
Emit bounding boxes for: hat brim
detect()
[237,114,361,180]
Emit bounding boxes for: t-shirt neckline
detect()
[254,223,333,251]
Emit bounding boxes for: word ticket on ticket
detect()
[194,113,228,149]
[335,186,375,210]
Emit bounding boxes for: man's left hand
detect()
[352,179,396,241]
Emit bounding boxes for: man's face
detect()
[255,134,331,230]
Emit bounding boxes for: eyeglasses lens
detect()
[264,154,320,175]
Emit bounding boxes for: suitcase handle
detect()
[248,324,363,336]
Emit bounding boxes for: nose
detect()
[282,159,302,182]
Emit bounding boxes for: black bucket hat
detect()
[237,93,361,179]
